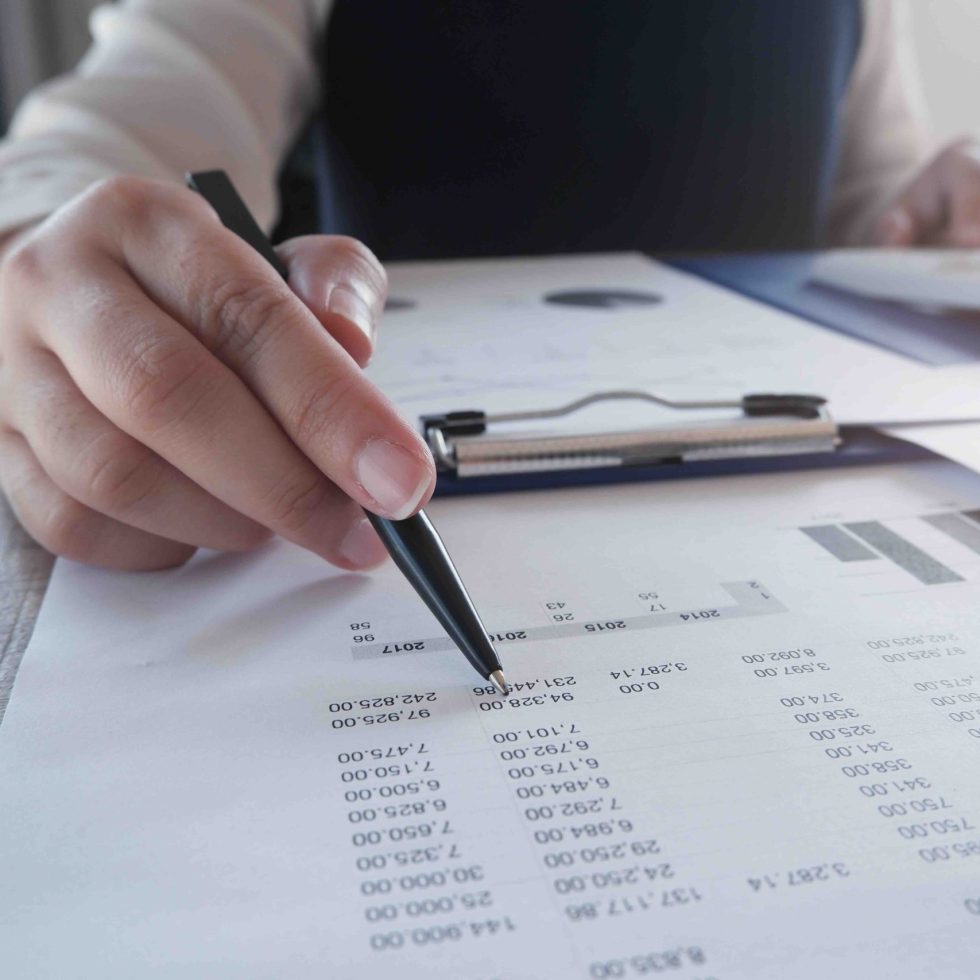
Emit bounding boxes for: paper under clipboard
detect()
[368,253,980,492]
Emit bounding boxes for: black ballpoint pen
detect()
[185,170,508,696]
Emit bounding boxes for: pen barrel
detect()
[366,510,502,681]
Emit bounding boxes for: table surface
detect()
[0,497,53,726]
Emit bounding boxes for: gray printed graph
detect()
[802,510,980,586]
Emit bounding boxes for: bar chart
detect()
[802,510,980,586]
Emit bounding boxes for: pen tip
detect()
[489,669,509,697]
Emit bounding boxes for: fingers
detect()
[0,176,411,571]
[6,349,271,552]
[872,139,980,247]
[943,141,980,247]
[873,166,944,247]
[0,429,195,571]
[277,235,387,368]
[112,183,435,520]
[26,253,388,570]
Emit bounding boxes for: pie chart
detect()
[544,288,662,309]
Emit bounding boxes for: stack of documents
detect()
[2,254,980,977]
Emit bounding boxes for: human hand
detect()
[0,176,435,571]
[871,138,980,248]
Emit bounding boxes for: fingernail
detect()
[355,438,432,520]
[339,517,388,568]
[328,284,376,344]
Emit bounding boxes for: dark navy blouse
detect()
[316,1,861,259]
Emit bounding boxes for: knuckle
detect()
[80,436,161,516]
[1,235,47,293]
[35,495,103,561]
[260,472,333,536]
[81,176,191,242]
[200,274,297,365]
[87,175,154,219]
[87,175,171,218]
[124,337,220,434]
[938,142,970,177]
[961,149,980,177]
[948,134,975,155]
[232,522,275,551]
[332,235,387,291]
[289,371,358,448]
[333,234,382,268]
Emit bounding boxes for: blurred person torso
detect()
[319,0,861,259]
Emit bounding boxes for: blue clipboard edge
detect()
[666,251,980,367]
[432,427,930,497]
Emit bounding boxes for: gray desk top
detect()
[0,496,53,726]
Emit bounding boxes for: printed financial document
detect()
[1,461,980,977]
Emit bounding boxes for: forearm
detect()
[0,0,330,237]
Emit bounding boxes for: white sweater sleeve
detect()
[827,0,932,245]
[0,0,331,236]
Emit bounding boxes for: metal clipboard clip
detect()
[421,390,839,478]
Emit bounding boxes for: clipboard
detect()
[424,389,928,497]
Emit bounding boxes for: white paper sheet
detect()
[811,248,980,310]
[3,460,980,978]
[369,253,980,426]
[885,421,980,477]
